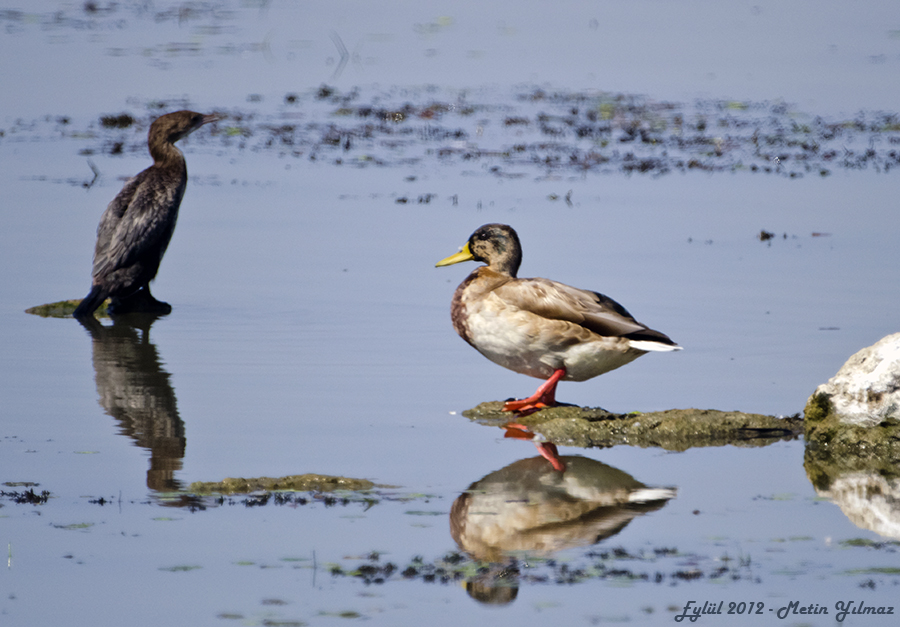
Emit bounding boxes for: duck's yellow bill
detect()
[435,243,474,267]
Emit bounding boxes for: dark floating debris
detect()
[1,488,51,505]
[328,546,759,589]
[99,113,135,129]
[10,87,900,181]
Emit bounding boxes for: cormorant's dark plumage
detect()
[73,110,218,318]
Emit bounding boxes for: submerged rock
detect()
[809,333,900,426]
[462,402,802,451]
[26,298,109,318]
[188,473,375,494]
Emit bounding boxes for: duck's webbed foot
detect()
[502,368,566,412]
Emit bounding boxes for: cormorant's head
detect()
[150,110,220,146]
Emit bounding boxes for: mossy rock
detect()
[25,298,109,318]
[187,473,376,495]
[463,402,803,451]
[803,394,900,490]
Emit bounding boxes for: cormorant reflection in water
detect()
[77,314,185,493]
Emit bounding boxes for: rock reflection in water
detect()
[78,314,185,492]
[814,473,900,540]
[805,452,900,540]
[450,455,676,604]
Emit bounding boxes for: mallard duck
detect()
[74,110,219,318]
[436,223,681,411]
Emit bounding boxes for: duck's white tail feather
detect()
[628,340,683,352]
[628,487,678,503]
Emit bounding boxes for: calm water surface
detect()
[2,2,900,625]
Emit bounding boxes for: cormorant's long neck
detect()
[150,141,186,169]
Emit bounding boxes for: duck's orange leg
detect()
[502,368,566,412]
[503,423,567,472]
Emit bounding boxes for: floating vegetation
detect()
[10,479,432,513]
[0,488,50,505]
[0,2,231,32]
[203,486,436,511]
[161,474,437,510]
[99,113,135,129]
[840,539,900,550]
[325,546,760,590]
[52,522,95,531]
[845,567,900,576]
[159,564,203,572]
[7,87,900,181]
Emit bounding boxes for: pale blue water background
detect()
[2,2,900,625]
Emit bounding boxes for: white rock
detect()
[814,333,900,426]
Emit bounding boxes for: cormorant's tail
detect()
[73,286,106,318]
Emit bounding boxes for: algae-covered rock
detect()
[188,473,375,494]
[462,402,802,451]
[803,335,900,466]
[803,396,900,480]
[810,333,900,426]
[25,298,109,318]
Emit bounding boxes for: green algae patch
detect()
[187,473,375,495]
[462,402,803,451]
[25,298,109,318]
[52,522,95,531]
[159,564,202,572]
[803,392,832,423]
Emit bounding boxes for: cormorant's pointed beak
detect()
[201,113,222,126]
[436,243,474,267]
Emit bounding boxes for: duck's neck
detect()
[489,255,520,278]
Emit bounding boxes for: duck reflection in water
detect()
[450,453,676,604]
[77,314,185,494]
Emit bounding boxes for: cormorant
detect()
[73,110,218,318]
